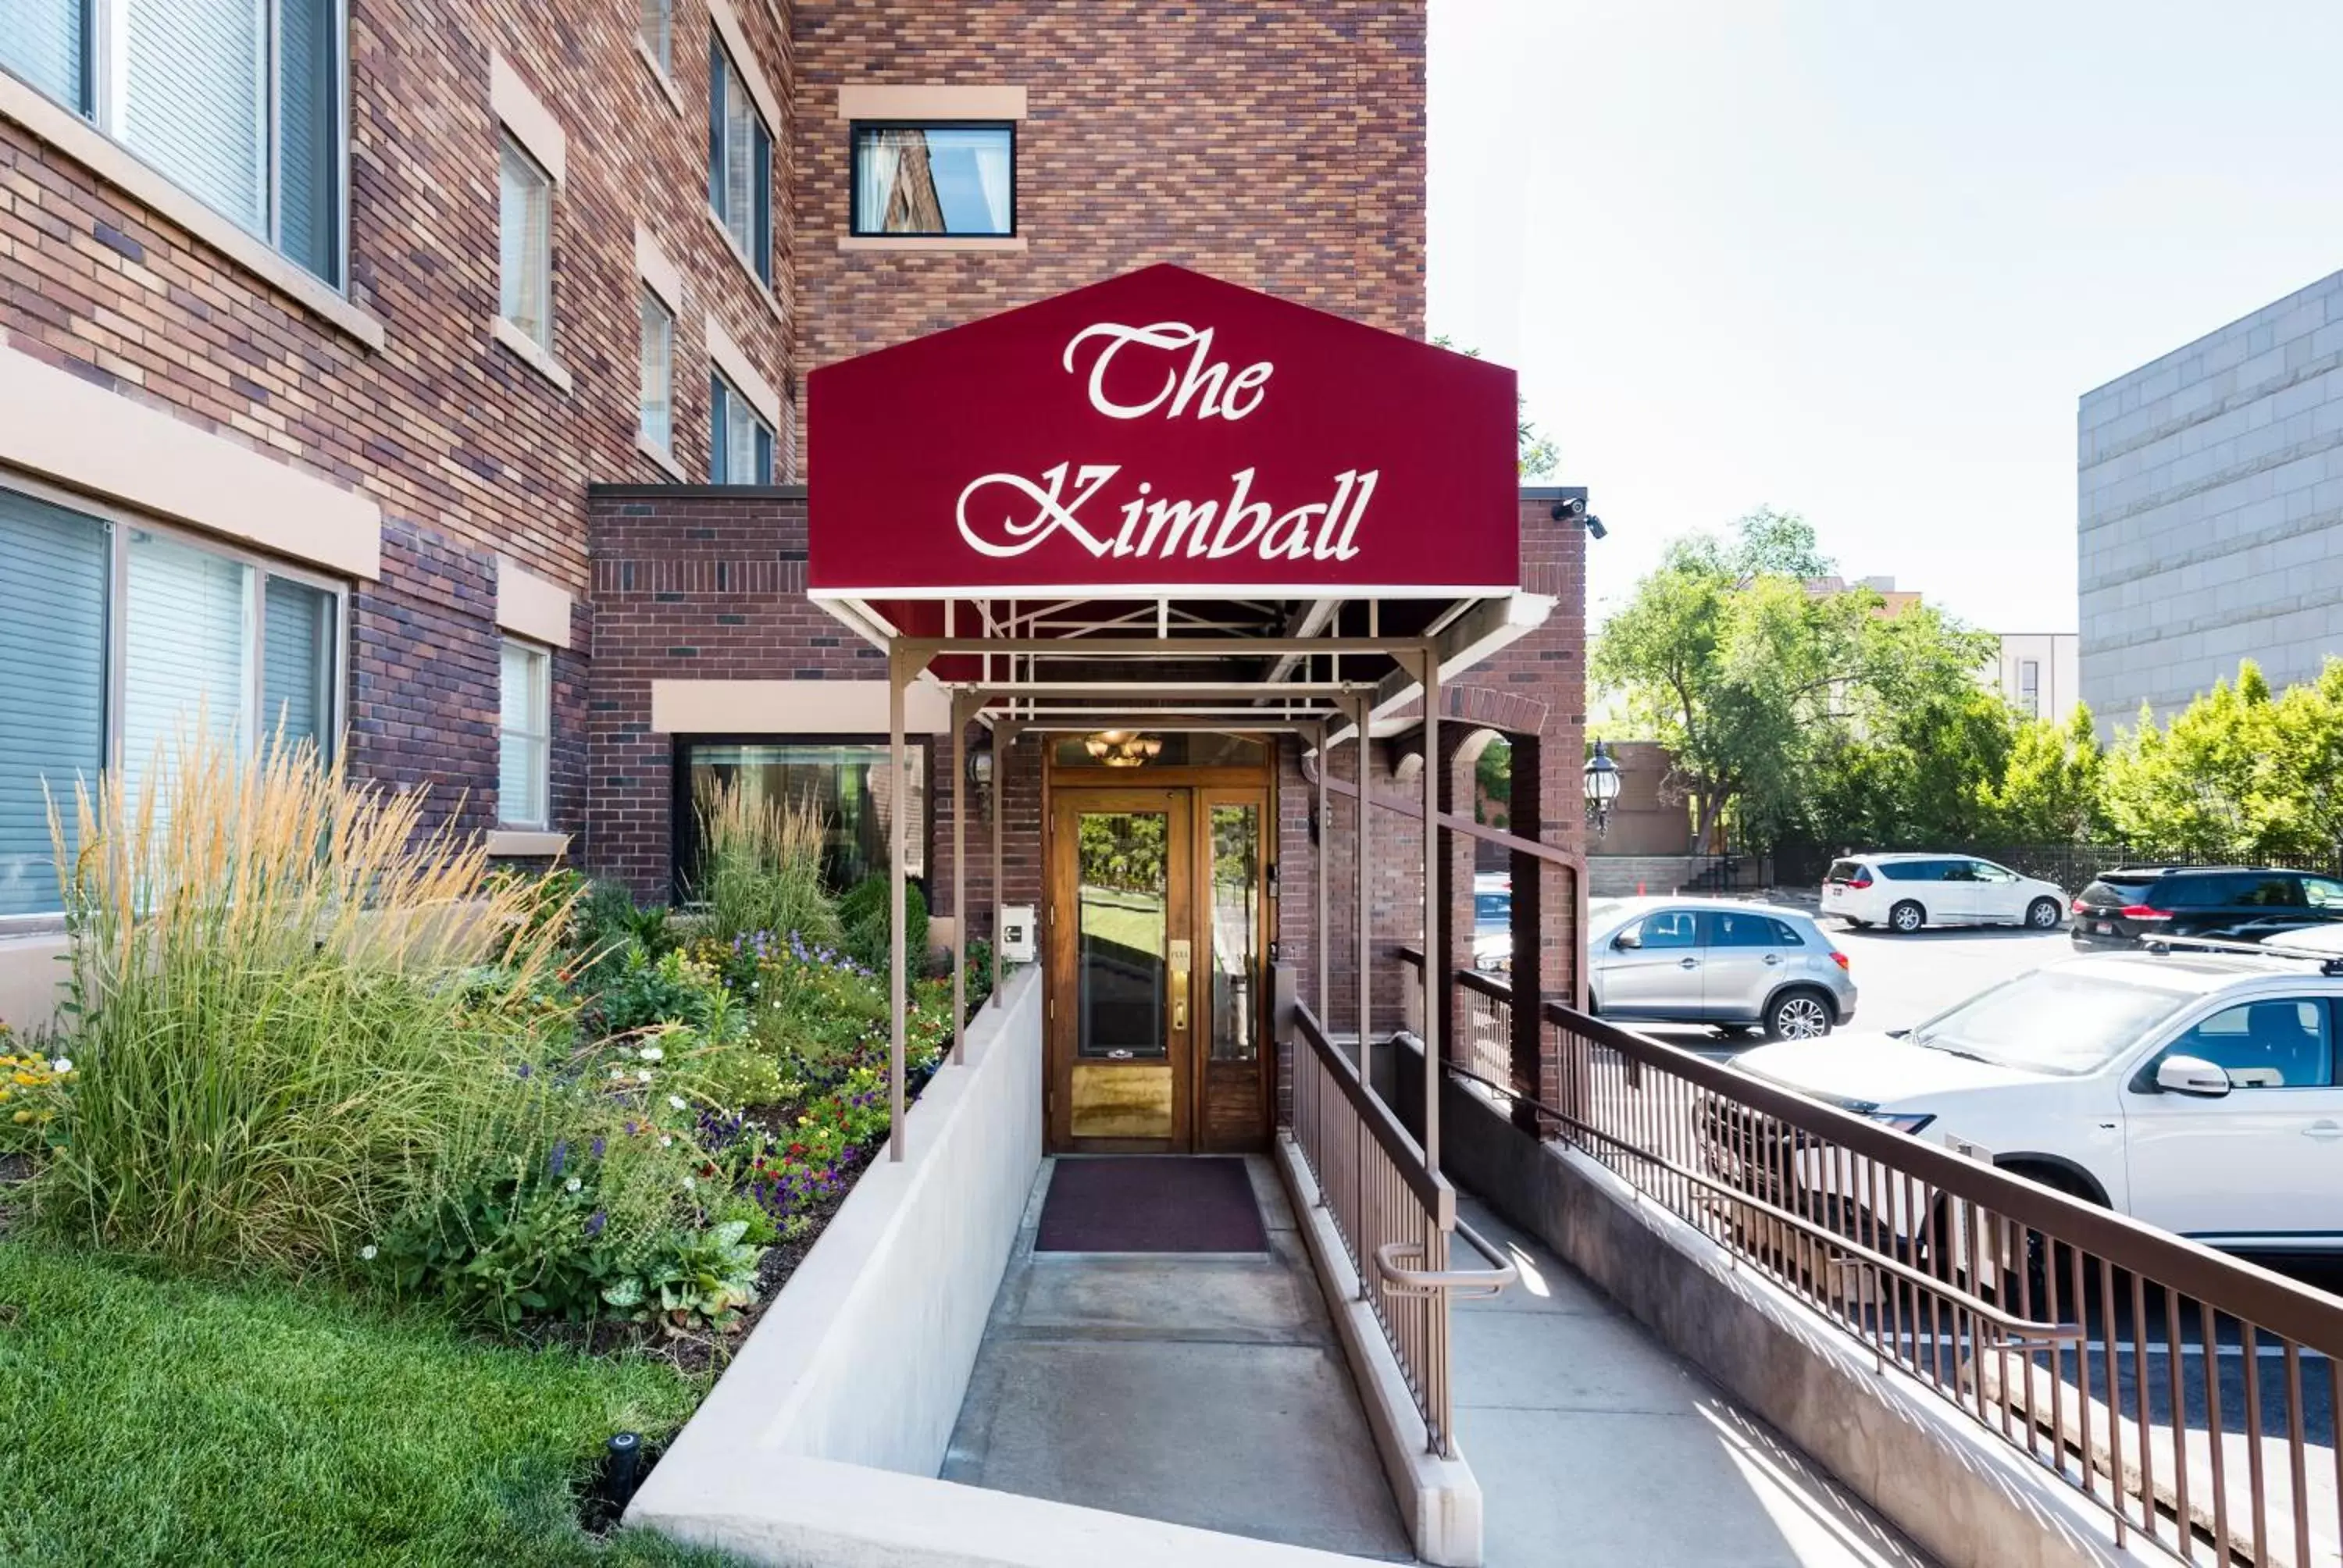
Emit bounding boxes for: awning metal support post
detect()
[1312,721,1328,1022]
[990,722,1014,1010]
[1414,643,1442,1178]
[886,643,930,1162]
[1351,690,1373,1085]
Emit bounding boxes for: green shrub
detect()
[35,733,571,1276]
[572,880,676,982]
[838,874,929,975]
[593,947,736,1036]
[656,1021,792,1110]
[693,776,840,947]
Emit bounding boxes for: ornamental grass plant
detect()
[691,775,838,948]
[35,731,572,1276]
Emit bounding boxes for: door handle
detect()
[1171,967,1189,1032]
[2303,1121,2343,1141]
[1762,953,1781,965]
[1678,957,1698,970]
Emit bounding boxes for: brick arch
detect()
[1439,683,1548,739]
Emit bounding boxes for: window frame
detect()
[847,119,1018,239]
[668,733,933,903]
[497,131,555,352]
[497,636,553,831]
[638,283,675,454]
[708,368,775,485]
[0,0,351,287]
[706,28,773,284]
[0,469,349,931]
[2152,996,2338,1091]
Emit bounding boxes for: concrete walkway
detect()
[1453,1194,1936,1568]
[943,1155,1413,1559]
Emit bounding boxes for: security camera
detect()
[1584,515,1607,540]
[1550,496,1587,522]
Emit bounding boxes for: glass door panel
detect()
[1207,803,1259,1063]
[1065,804,1182,1142]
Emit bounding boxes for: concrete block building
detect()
[2078,269,2343,727]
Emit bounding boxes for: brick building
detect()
[0,0,1591,1148]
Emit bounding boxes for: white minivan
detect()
[1822,853,2068,934]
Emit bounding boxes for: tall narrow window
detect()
[0,490,108,918]
[709,370,773,485]
[2018,658,2042,718]
[120,528,249,812]
[2,0,344,282]
[851,123,1014,237]
[498,135,553,350]
[639,286,674,454]
[706,32,772,283]
[637,0,670,75]
[262,576,336,759]
[499,640,551,829]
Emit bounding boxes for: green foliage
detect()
[837,873,930,973]
[1988,705,2110,843]
[1592,508,1998,851]
[0,1238,728,1568]
[2103,658,2343,859]
[693,775,840,946]
[601,1219,761,1331]
[574,879,679,979]
[0,1030,73,1155]
[1475,738,1511,826]
[594,947,736,1036]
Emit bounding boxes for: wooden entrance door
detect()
[1047,786,1272,1153]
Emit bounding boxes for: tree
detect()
[1988,704,2109,843]
[2104,658,2343,858]
[1433,336,1558,479]
[1591,509,1997,852]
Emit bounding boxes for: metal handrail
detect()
[1375,1217,1519,1301]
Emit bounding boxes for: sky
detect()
[1428,0,2343,634]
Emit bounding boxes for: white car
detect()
[1731,949,2343,1253]
[1821,853,2069,934]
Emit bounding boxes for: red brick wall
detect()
[787,0,1428,469]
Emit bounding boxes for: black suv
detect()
[2069,865,2343,950]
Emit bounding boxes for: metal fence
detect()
[1416,955,2343,1566]
[1287,1000,1459,1456]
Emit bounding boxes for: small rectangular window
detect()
[851,123,1014,237]
[498,134,553,350]
[708,370,773,485]
[639,286,674,453]
[678,739,928,893]
[498,639,550,829]
[637,0,670,74]
[2018,658,2041,715]
[707,33,772,282]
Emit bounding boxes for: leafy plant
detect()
[601,1220,762,1331]
[0,1030,74,1156]
[593,948,736,1036]
[837,873,929,975]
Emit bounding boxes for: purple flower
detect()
[547,1141,568,1177]
[590,1135,606,1160]
[583,1210,606,1238]
[515,1062,533,1079]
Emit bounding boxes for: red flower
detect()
[789,1142,808,1157]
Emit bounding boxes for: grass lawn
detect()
[0,1240,740,1567]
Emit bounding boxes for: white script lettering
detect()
[957,465,1377,563]
[1061,321,1275,422]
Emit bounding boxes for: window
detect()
[0,481,341,918]
[637,0,670,74]
[1626,911,1699,950]
[497,640,550,829]
[707,31,772,282]
[2234,876,2305,909]
[676,740,929,895]
[851,123,1014,237]
[498,135,553,351]
[639,286,674,453]
[709,371,774,484]
[2018,658,2041,717]
[2306,878,2343,910]
[1702,911,1796,947]
[2167,1000,2334,1089]
[2,0,343,283]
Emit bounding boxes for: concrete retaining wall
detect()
[1439,1073,2156,1568]
[0,932,67,1035]
[633,964,1043,1492]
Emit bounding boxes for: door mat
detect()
[1034,1156,1269,1253]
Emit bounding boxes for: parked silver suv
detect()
[1589,897,1857,1039]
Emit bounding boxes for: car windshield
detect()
[1909,969,2195,1076]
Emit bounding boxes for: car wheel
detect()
[1764,989,1833,1042]
[2026,897,2062,930]
[1888,900,1925,934]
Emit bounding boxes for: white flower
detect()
[359,1245,377,1261]
[50,1057,71,1074]
[636,1069,654,1083]
[639,1045,664,1064]
[565,1176,582,1193]
[608,1067,624,1079]
[660,1135,673,1148]
[668,1095,686,1111]
[683,1175,697,1191]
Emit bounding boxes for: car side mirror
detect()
[2155,1054,2232,1098]
[1613,931,1641,950]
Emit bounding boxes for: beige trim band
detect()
[836,85,1028,121]
[836,236,1029,254]
[484,829,571,858]
[489,314,573,393]
[0,344,382,579]
[636,225,685,314]
[651,679,954,735]
[634,31,686,116]
[705,313,782,429]
[636,432,686,481]
[0,74,385,351]
[708,0,784,137]
[496,558,574,649]
[490,52,567,185]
